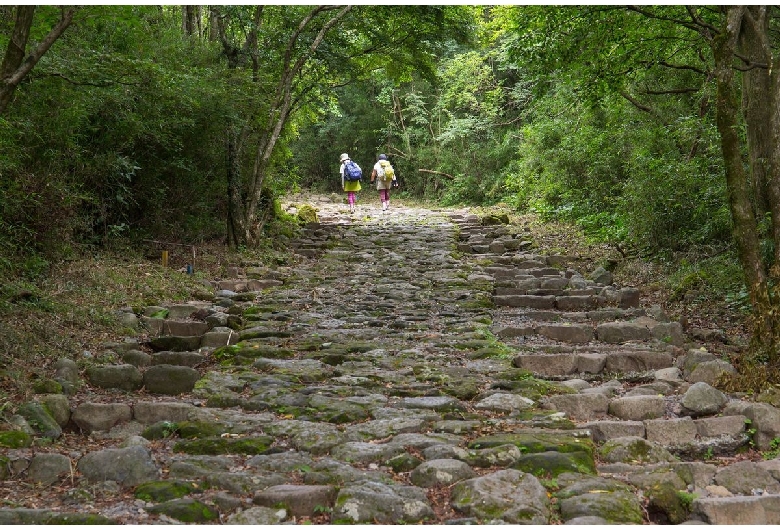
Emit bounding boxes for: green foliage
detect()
[665,252,745,308]
[761,437,780,460]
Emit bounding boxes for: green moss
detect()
[212,344,240,361]
[135,480,199,502]
[173,435,273,455]
[140,421,179,440]
[386,453,423,473]
[512,450,596,477]
[146,499,219,523]
[647,484,692,524]
[176,421,227,439]
[0,430,33,448]
[205,394,245,408]
[32,379,63,394]
[470,433,594,458]
[297,204,319,224]
[459,295,495,310]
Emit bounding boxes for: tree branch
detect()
[643,87,700,95]
[419,169,454,179]
[38,72,142,87]
[0,6,78,114]
[619,90,653,113]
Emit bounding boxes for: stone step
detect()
[4,203,762,525]
[513,349,675,376]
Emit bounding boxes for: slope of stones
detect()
[1,197,780,524]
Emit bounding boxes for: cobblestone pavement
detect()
[2,197,780,524]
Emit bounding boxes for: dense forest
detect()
[3,6,780,383]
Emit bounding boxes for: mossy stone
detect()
[559,490,644,524]
[146,498,219,523]
[16,402,61,439]
[176,421,227,439]
[481,213,509,225]
[386,453,423,473]
[141,421,180,440]
[495,368,535,382]
[442,378,480,400]
[32,379,63,394]
[234,344,294,361]
[470,433,594,458]
[297,204,319,224]
[646,483,691,524]
[453,340,494,351]
[511,450,596,477]
[205,394,245,408]
[135,480,199,502]
[0,430,33,448]
[173,436,273,455]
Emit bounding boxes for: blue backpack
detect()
[343,160,362,181]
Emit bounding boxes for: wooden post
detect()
[161,250,169,268]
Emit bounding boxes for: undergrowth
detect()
[0,234,297,410]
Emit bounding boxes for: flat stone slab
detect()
[692,495,780,524]
[544,393,610,421]
[644,417,697,445]
[605,350,674,372]
[583,420,645,442]
[494,295,556,309]
[333,481,434,524]
[608,395,666,421]
[536,323,594,343]
[253,484,336,517]
[513,354,578,376]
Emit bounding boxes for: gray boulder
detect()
[333,480,434,524]
[16,402,62,439]
[86,364,143,391]
[27,453,72,486]
[71,403,133,434]
[410,459,476,488]
[451,469,549,524]
[77,445,158,486]
[681,382,728,417]
[143,364,200,395]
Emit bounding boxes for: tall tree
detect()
[505,5,780,372]
[0,5,77,114]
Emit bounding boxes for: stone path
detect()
[3,197,780,524]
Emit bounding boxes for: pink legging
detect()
[380,189,390,202]
[347,191,356,205]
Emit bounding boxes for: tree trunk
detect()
[228,5,352,247]
[182,6,200,37]
[226,124,246,247]
[739,7,772,224]
[713,6,779,364]
[0,6,77,115]
[207,8,219,42]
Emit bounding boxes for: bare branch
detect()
[419,169,454,179]
[643,87,700,95]
[656,61,709,75]
[619,90,654,113]
[626,6,707,36]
